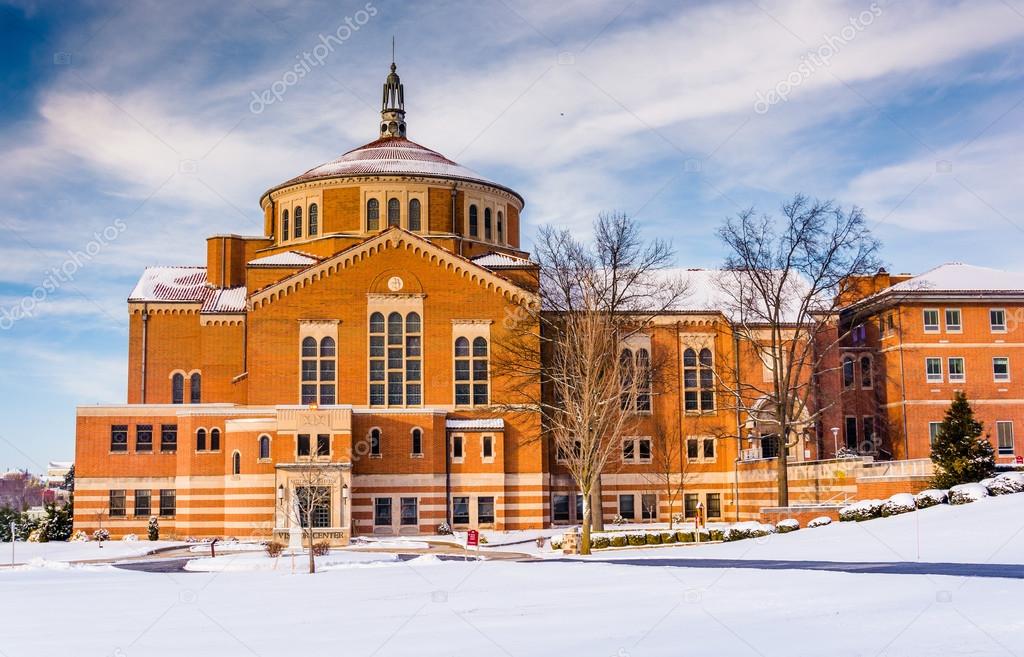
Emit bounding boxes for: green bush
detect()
[676,531,693,543]
[627,534,646,546]
[645,533,662,545]
[661,532,676,544]
[550,537,563,550]
[707,529,724,542]
[592,535,610,549]
[610,535,627,547]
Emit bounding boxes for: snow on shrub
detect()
[776,518,800,533]
[92,528,110,542]
[611,514,627,525]
[881,493,917,517]
[949,483,989,505]
[839,499,884,522]
[591,535,610,549]
[986,473,1024,496]
[121,533,139,542]
[436,521,453,536]
[549,536,563,550]
[807,516,832,528]
[914,489,948,508]
[70,530,88,542]
[724,522,775,542]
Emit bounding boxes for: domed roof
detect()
[262,61,522,205]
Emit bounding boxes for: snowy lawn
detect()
[0,539,186,565]
[2,551,1021,656]
[584,492,1024,564]
[184,550,402,572]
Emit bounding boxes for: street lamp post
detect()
[831,427,840,456]
[9,521,15,567]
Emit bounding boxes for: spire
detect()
[380,45,406,139]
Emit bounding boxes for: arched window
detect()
[282,209,289,241]
[842,356,855,388]
[682,348,713,412]
[196,428,207,451]
[369,312,386,405]
[171,373,184,404]
[636,348,652,411]
[409,199,421,231]
[369,428,381,456]
[210,428,221,451]
[497,211,504,243]
[372,311,422,406]
[367,198,380,231]
[259,435,270,460]
[294,206,303,238]
[484,208,492,240]
[190,372,201,404]
[619,349,634,410]
[308,203,318,236]
[860,355,873,388]
[387,198,400,227]
[300,335,335,405]
[411,428,423,455]
[469,205,478,237]
[232,451,241,475]
[454,336,488,406]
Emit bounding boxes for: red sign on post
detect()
[1016,456,1023,465]
[466,529,479,547]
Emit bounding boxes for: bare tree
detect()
[495,212,688,553]
[715,194,881,507]
[284,464,335,574]
[642,409,693,530]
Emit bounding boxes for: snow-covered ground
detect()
[0,539,184,565]
[1,495,1021,656]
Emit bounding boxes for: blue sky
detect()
[1,0,1023,471]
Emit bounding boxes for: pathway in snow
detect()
[548,557,1024,579]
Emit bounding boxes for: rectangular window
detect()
[618,494,635,520]
[452,435,463,461]
[374,498,392,526]
[863,416,875,451]
[110,425,128,452]
[552,494,570,522]
[997,421,1014,455]
[135,425,153,452]
[298,487,331,528]
[297,434,310,457]
[641,493,657,520]
[478,496,495,524]
[109,489,126,517]
[316,434,330,457]
[923,309,939,332]
[993,357,1010,382]
[706,493,722,519]
[945,308,962,332]
[948,357,965,383]
[684,493,698,518]
[703,438,716,460]
[990,309,1006,332]
[452,496,470,524]
[400,497,418,526]
[159,489,176,517]
[929,422,942,447]
[686,438,699,460]
[844,416,858,450]
[160,425,177,453]
[482,435,494,459]
[638,438,651,462]
[622,439,635,462]
[926,357,943,383]
[134,489,151,517]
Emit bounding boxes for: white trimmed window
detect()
[301,336,336,405]
[996,421,1015,455]
[990,309,1006,332]
[945,308,962,332]
[948,357,965,383]
[993,357,1010,382]
[929,421,942,447]
[369,311,422,406]
[454,336,489,406]
[925,357,943,383]
[922,309,939,333]
[683,348,714,412]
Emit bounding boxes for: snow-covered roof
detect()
[886,263,1024,295]
[248,251,319,268]
[265,137,522,203]
[446,418,505,431]
[129,266,247,313]
[471,253,535,269]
